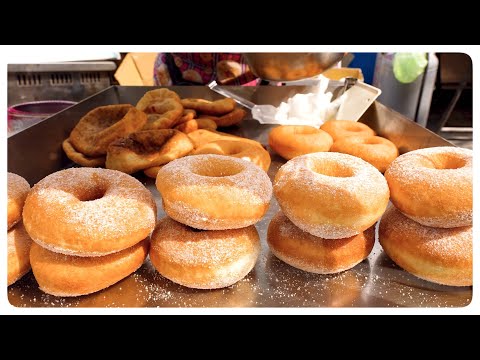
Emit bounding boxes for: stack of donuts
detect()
[7,173,33,286]
[380,146,473,287]
[21,168,157,297]
[150,154,273,289]
[268,151,390,274]
[268,120,399,173]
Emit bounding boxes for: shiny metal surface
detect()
[7,86,470,308]
[244,53,345,82]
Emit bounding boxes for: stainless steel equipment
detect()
[8,62,116,106]
[7,86,471,308]
[244,53,345,82]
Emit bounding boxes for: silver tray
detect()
[7,86,472,308]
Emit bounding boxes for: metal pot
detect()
[244,52,345,82]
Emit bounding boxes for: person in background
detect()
[154,53,259,86]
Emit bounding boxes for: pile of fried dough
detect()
[63,88,255,177]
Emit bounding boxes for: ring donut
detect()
[150,217,260,289]
[8,221,33,286]
[23,168,157,256]
[331,135,399,173]
[192,139,271,171]
[267,211,374,274]
[30,238,149,297]
[384,146,472,228]
[320,120,375,141]
[379,205,472,287]
[156,154,272,230]
[7,172,30,230]
[268,125,333,160]
[274,152,389,239]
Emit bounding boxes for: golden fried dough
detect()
[143,166,163,179]
[106,129,194,174]
[198,107,246,127]
[136,88,181,112]
[62,138,106,167]
[181,98,236,116]
[142,98,183,130]
[187,129,263,149]
[69,104,147,157]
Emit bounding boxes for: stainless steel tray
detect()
[7,86,471,308]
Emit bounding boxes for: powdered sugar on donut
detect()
[379,205,472,286]
[274,152,389,239]
[23,168,156,255]
[150,217,260,289]
[156,154,272,230]
[385,146,473,228]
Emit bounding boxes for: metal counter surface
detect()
[7,86,471,308]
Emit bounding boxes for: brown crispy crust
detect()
[181,98,236,116]
[62,138,106,167]
[143,99,183,130]
[69,104,147,157]
[136,88,181,112]
[106,129,194,174]
[198,108,246,127]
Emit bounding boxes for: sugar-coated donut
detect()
[150,217,260,289]
[7,172,30,230]
[331,135,399,173]
[8,221,33,286]
[156,154,272,230]
[30,238,149,297]
[320,120,375,141]
[267,211,374,274]
[379,205,472,287]
[384,146,472,228]
[268,125,333,160]
[274,152,389,239]
[23,168,156,256]
[192,139,271,171]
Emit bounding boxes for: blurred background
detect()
[7,52,472,149]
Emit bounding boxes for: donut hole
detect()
[421,153,467,170]
[434,154,466,170]
[76,186,107,202]
[311,161,354,178]
[192,160,244,178]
